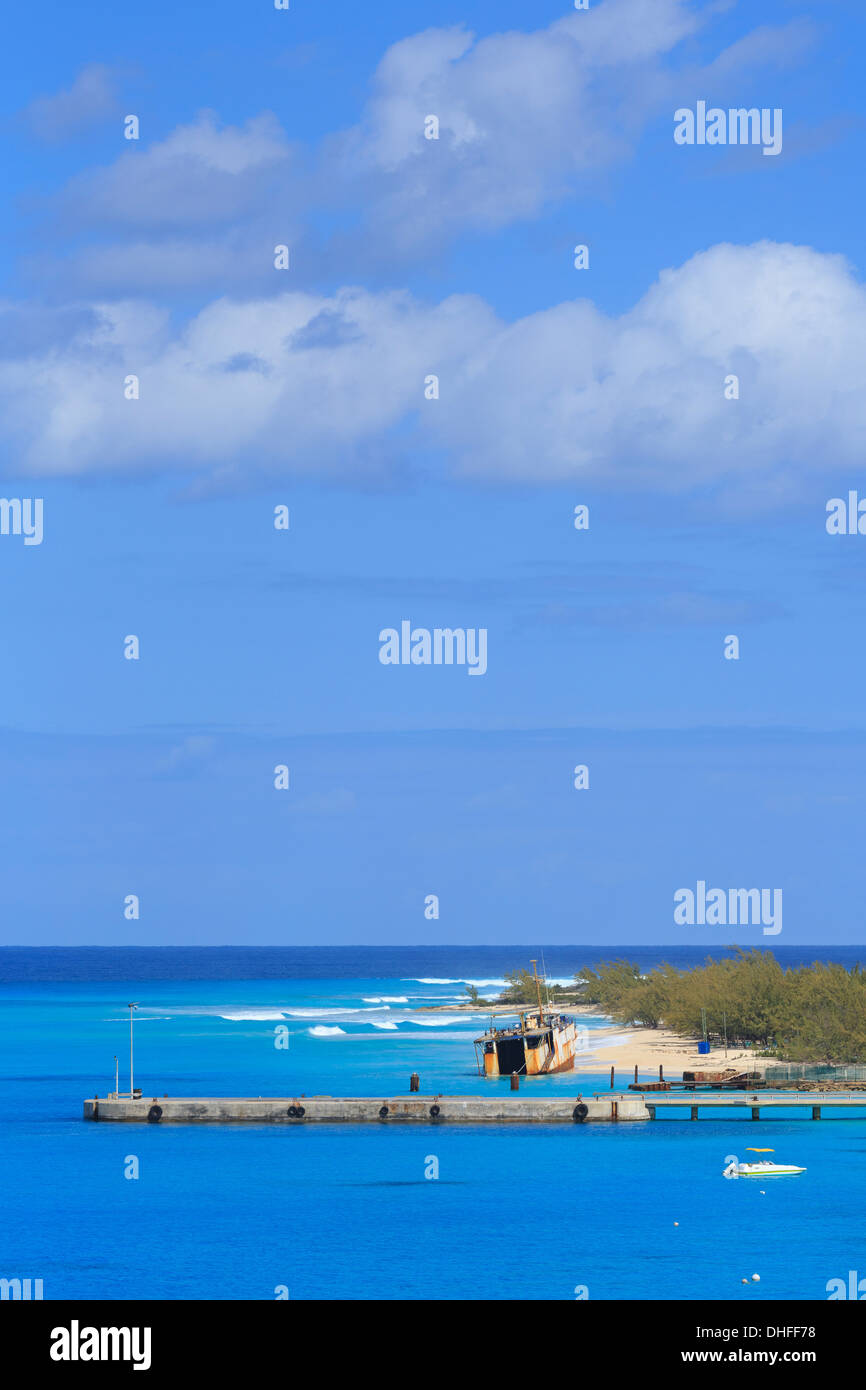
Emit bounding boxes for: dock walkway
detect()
[84,1094,648,1123]
[83,1091,866,1124]
[646,1092,866,1120]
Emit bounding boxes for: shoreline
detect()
[415,1001,597,1016]
[569,1023,769,1075]
[424,1001,771,1075]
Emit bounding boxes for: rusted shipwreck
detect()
[473,959,581,1078]
[474,1007,580,1077]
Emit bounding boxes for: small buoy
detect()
[752,1274,760,1282]
[673,1221,679,1227]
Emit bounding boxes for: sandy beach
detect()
[572,1023,767,1076]
[429,1003,768,1076]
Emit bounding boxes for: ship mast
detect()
[530,959,544,1021]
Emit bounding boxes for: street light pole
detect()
[128,1002,139,1096]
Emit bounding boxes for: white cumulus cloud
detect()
[25,0,816,291]
[1,242,864,509]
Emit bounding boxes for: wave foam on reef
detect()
[405,975,576,989]
[408,977,507,987]
[356,1013,474,1028]
[363,996,408,1003]
[308,1025,346,1037]
[283,1006,387,1017]
[218,1011,288,1021]
[407,1015,466,1026]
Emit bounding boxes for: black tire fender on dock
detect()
[295,1105,305,1117]
[378,1105,389,1118]
[573,1103,589,1122]
[287,1105,298,1118]
[147,1104,163,1124]
[429,1104,441,1118]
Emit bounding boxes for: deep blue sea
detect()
[2,946,865,1302]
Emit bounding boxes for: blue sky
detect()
[1,0,865,945]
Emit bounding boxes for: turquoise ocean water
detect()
[1,947,864,1302]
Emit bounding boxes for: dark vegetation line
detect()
[467,951,866,1063]
[577,949,866,1062]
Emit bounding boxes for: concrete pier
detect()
[83,1089,866,1124]
[83,1093,650,1124]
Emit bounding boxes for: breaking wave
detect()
[408,1015,465,1026]
[407,977,507,989]
[283,1007,387,1018]
[219,1011,287,1021]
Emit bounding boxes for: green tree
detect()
[574,950,866,1062]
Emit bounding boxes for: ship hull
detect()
[479,1019,578,1078]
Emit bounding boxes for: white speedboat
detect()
[735,1160,806,1176]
